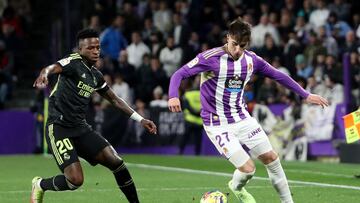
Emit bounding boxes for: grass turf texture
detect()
[0,154,359,203]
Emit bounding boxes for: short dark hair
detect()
[228,17,251,43]
[76,29,99,42]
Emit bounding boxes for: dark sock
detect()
[113,162,139,203]
[40,175,78,191]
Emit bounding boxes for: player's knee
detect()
[66,173,84,188]
[258,150,278,164]
[238,159,256,173]
[111,157,125,172]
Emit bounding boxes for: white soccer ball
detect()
[200,190,228,203]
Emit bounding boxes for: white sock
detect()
[230,169,255,191]
[265,158,293,203]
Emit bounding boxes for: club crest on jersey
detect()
[187,57,199,68]
[247,63,253,72]
[225,74,243,92]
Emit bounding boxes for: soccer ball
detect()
[200,190,227,203]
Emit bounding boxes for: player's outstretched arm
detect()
[168,97,182,112]
[99,88,157,134]
[305,94,329,108]
[33,64,62,89]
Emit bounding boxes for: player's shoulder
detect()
[243,50,258,58]
[57,53,82,67]
[199,46,226,60]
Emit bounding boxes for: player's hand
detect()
[305,94,329,108]
[168,97,182,112]
[141,119,157,134]
[33,73,48,89]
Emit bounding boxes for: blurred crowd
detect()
[0,0,30,108]
[76,0,360,115]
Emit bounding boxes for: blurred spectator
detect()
[141,18,157,45]
[295,54,313,79]
[258,33,282,62]
[297,0,313,22]
[149,85,167,108]
[294,15,311,44]
[100,14,128,64]
[323,54,343,84]
[278,9,294,44]
[206,24,223,47]
[126,31,150,69]
[1,6,24,37]
[174,0,189,20]
[309,0,329,29]
[256,77,277,104]
[303,31,326,68]
[317,25,339,57]
[283,32,303,75]
[323,75,344,105]
[179,75,203,155]
[153,0,172,36]
[182,31,200,64]
[148,31,163,57]
[171,12,190,48]
[121,2,141,40]
[355,14,360,39]
[339,31,359,54]
[116,50,136,88]
[313,53,327,82]
[0,40,12,104]
[124,99,150,145]
[112,74,131,104]
[325,12,351,39]
[251,14,280,48]
[0,19,21,53]
[87,14,102,33]
[136,56,167,103]
[328,0,351,21]
[0,71,7,108]
[159,35,183,77]
[306,76,326,96]
[272,57,290,76]
[269,12,279,27]
[350,52,360,107]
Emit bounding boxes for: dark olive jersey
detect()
[48,53,109,128]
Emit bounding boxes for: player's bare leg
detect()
[95,146,139,203]
[228,151,256,203]
[31,162,83,203]
[258,150,293,203]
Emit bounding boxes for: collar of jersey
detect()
[81,60,94,71]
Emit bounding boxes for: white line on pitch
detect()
[128,163,360,191]
[0,185,309,194]
[285,169,354,178]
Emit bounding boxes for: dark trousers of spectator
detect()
[179,122,203,155]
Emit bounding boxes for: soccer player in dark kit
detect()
[31,29,157,203]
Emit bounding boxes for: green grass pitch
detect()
[0,154,359,202]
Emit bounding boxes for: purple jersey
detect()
[169,47,309,126]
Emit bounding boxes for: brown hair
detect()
[228,17,251,44]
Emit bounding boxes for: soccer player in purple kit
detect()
[168,18,328,203]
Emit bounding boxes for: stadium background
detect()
[0,0,360,202]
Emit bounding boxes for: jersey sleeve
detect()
[168,53,213,98]
[253,54,310,99]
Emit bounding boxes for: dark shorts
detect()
[45,123,110,172]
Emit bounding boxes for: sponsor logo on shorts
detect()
[248,127,261,139]
[63,153,70,160]
[222,147,229,157]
